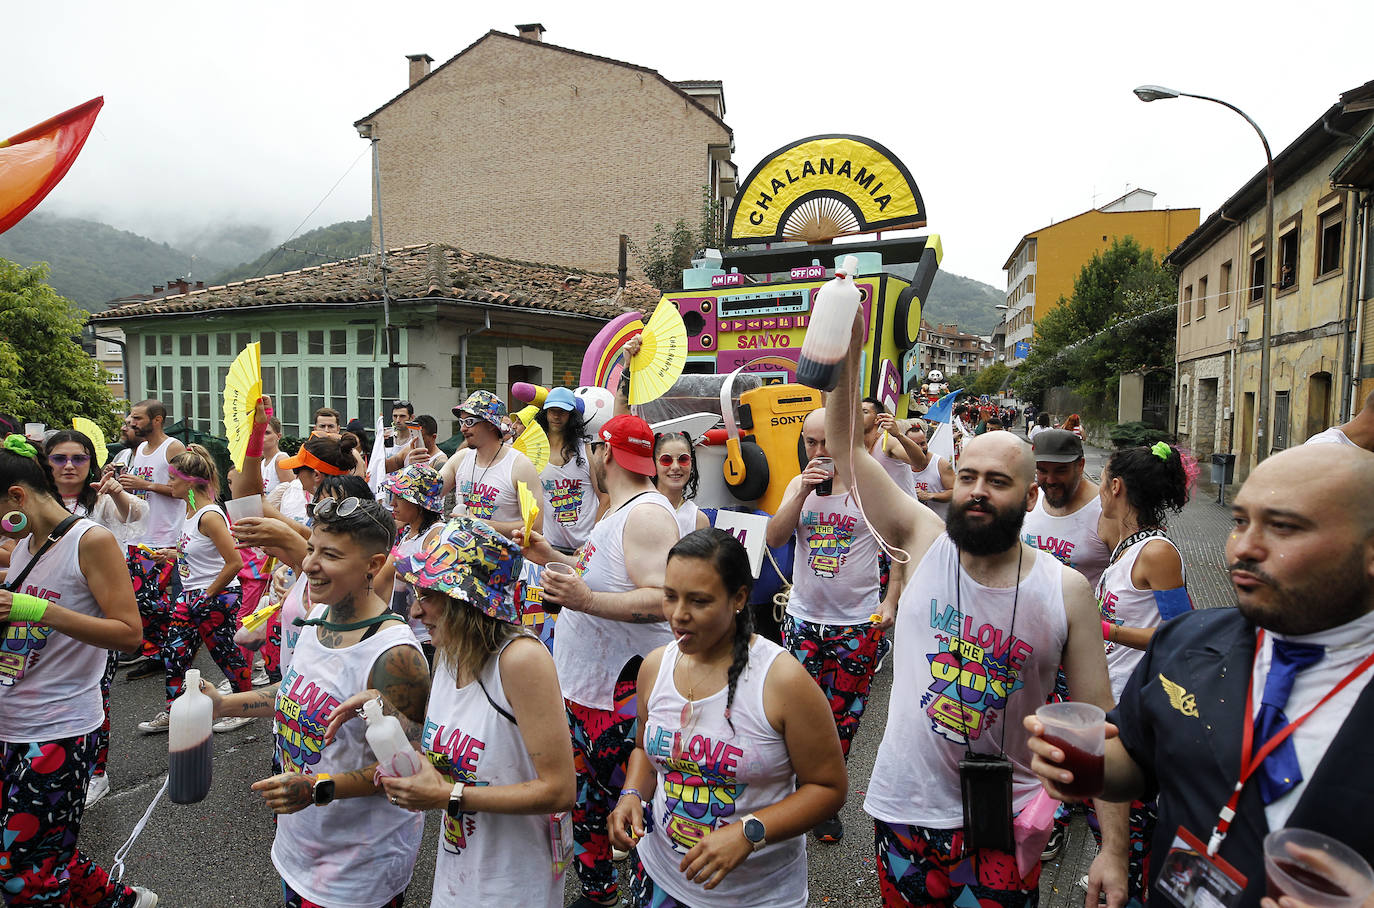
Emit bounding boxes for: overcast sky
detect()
[6,0,1371,287]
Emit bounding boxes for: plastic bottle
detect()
[168,668,213,803]
[796,255,862,391]
[362,699,424,777]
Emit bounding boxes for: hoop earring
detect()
[1,510,27,533]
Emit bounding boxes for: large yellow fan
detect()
[222,342,262,470]
[629,296,687,406]
[517,481,541,544]
[72,417,108,467]
[513,420,550,474]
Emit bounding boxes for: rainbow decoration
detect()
[580,311,644,389]
[0,98,104,235]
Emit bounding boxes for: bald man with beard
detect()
[1029,445,1374,908]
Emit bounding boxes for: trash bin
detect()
[1211,453,1236,486]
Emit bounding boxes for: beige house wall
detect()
[363,36,731,274]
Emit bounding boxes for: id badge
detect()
[1154,827,1247,908]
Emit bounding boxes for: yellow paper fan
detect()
[513,421,550,474]
[629,296,687,406]
[517,481,540,544]
[72,417,108,468]
[222,342,262,471]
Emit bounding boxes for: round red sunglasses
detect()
[657,453,692,467]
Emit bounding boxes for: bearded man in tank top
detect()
[115,400,186,673]
[825,321,1129,908]
[1021,429,1111,590]
[439,390,542,539]
[519,413,681,908]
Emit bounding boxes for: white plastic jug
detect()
[796,255,862,392]
[168,668,213,803]
[363,698,424,778]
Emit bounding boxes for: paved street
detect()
[78,435,1241,907]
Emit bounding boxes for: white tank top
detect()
[424,638,563,908]
[864,535,1068,827]
[389,530,430,644]
[278,572,309,672]
[553,490,676,710]
[131,436,182,546]
[911,457,950,521]
[1099,534,1187,699]
[278,480,309,523]
[0,521,106,741]
[177,505,239,591]
[786,490,881,625]
[638,637,807,907]
[1021,493,1112,590]
[263,450,288,494]
[539,442,598,550]
[674,500,702,538]
[272,605,423,907]
[872,435,917,498]
[454,446,521,523]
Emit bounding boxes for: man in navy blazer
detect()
[1027,444,1374,907]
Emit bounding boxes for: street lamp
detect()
[1134,84,1275,462]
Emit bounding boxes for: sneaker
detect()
[814,814,843,843]
[137,712,170,735]
[131,885,159,907]
[1041,822,1066,861]
[126,660,164,681]
[251,668,271,687]
[212,716,253,733]
[86,773,111,808]
[117,652,149,667]
[611,846,629,862]
[217,679,233,695]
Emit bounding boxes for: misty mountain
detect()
[210,218,373,284]
[887,262,1005,335]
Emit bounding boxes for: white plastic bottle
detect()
[797,255,863,392]
[168,668,213,803]
[362,698,424,777]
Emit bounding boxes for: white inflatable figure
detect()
[921,369,949,405]
[573,385,616,437]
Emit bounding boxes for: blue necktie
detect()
[1253,638,1325,805]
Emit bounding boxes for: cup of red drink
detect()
[541,562,576,614]
[1034,702,1105,799]
[1264,828,1374,908]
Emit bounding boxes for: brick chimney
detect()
[406,53,433,86]
[516,23,546,42]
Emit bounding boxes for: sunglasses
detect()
[657,453,692,467]
[457,415,484,428]
[312,496,392,534]
[49,453,92,468]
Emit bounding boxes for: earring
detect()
[1,510,27,533]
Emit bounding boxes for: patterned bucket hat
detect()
[451,389,507,430]
[385,463,444,514]
[398,516,523,624]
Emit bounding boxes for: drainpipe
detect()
[458,311,491,399]
[1342,192,1368,420]
[1349,194,1371,418]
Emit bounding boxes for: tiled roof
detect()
[91,244,660,321]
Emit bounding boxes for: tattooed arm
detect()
[205,679,280,718]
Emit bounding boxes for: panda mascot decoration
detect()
[920,369,949,406]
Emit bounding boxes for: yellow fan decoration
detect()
[72,417,108,468]
[513,421,550,474]
[222,342,262,471]
[517,481,540,544]
[629,296,687,406]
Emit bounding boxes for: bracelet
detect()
[1101,619,1113,641]
[618,788,644,802]
[9,593,48,623]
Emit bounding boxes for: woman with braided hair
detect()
[608,529,846,908]
[0,435,156,906]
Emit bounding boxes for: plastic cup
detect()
[1264,828,1374,907]
[1035,702,1105,798]
[541,562,576,614]
[224,496,264,523]
[814,457,835,496]
[24,423,45,439]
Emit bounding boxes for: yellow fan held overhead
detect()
[628,296,687,406]
[222,342,262,471]
[517,481,541,545]
[513,421,550,474]
[72,417,108,468]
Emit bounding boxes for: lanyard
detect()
[1207,629,1374,855]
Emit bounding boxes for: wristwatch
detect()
[312,773,335,806]
[446,782,467,818]
[739,813,767,851]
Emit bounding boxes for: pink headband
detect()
[169,466,212,486]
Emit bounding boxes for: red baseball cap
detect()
[598,413,656,476]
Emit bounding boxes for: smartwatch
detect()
[312,773,335,806]
[446,782,467,818]
[740,813,767,851]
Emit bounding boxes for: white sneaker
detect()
[212,715,253,733]
[131,885,159,907]
[137,712,170,735]
[251,668,271,687]
[612,846,629,862]
[217,679,233,695]
[85,773,111,807]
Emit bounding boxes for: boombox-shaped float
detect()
[578,135,943,515]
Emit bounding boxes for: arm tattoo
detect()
[628,610,669,624]
[370,645,431,726]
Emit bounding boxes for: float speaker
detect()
[675,295,718,353]
[736,383,822,514]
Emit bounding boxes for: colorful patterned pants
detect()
[162,587,251,705]
[91,651,118,778]
[565,669,639,903]
[628,851,691,908]
[126,546,176,658]
[782,614,883,759]
[235,575,270,668]
[0,733,135,907]
[280,878,404,907]
[1050,797,1157,900]
[263,610,283,683]
[874,818,1041,908]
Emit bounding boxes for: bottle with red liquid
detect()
[168,668,213,804]
[796,256,861,392]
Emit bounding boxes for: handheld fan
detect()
[628,297,687,406]
[222,342,262,470]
